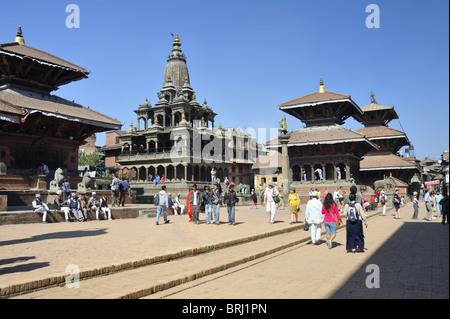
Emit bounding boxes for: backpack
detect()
[380,195,386,205]
[348,203,358,223]
[153,193,160,206]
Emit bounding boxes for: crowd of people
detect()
[33,190,113,224]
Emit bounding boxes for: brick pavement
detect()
[1,201,448,299]
[146,203,449,299]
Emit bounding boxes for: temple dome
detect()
[163,33,190,92]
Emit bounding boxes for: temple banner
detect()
[424,180,440,186]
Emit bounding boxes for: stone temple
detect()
[102,34,259,199]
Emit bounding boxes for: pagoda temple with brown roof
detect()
[354,92,418,187]
[266,78,378,188]
[0,26,122,178]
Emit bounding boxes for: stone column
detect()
[279,132,291,209]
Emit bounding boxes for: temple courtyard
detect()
[0,201,447,299]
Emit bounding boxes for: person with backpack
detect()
[155,185,170,225]
[264,183,279,224]
[110,175,121,207]
[344,193,368,253]
[393,188,401,219]
[223,183,239,225]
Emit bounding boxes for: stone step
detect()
[2,220,306,298]
[11,224,310,299]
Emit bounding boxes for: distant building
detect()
[0,26,121,177]
[266,78,378,189]
[102,34,258,186]
[354,92,419,187]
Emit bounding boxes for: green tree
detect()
[78,153,102,167]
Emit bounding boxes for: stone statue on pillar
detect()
[278,116,291,209]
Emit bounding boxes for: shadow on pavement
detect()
[330,221,449,299]
[0,228,108,247]
[0,256,36,266]
[0,262,50,275]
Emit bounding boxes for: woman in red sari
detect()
[186,187,193,222]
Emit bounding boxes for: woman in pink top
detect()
[322,193,343,249]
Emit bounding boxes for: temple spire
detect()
[318,77,326,93]
[14,25,25,46]
[370,91,377,104]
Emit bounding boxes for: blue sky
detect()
[1,0,448,161]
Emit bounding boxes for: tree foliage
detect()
[78,153,102,167]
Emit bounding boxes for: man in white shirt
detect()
[305,191,324,245]
[32,193,52,224]
[189,184,202,224]
[264,183,279,224]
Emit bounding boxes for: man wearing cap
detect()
[66,193,85,222]
[54,190,71,222]
[99,194,112,220]
[264,182,279,224]
[88,191,101,220]
[174,193,185,215]
[32,193,52,224]
[305,191,324,245]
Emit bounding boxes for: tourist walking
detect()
[435,190,443,218]
[288,188,301,224]
[344,193,368,253]
[119,178,130,207]
[412,192,419,219]
[251,190,258,209]
[393,189,401,219]
[212,183,221,224]
[110,175,120,207]
[344,186,363,206]
[186,187,193,222]
[439,193,449,224]
[305,191,323,245]
[424,190,433,221]
[264,183,279,224]
[156,185,170,225]
[32,193,53,224]
[223,183,239,225]
[189,184,202,224]
[379,190,387,216]
[322,193,343,249]
[202,186,213,224]
[211,167,217,183]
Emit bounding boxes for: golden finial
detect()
[192,93,197,101]
[130,121,133,127]
[318,77,326,93]
[204,98,207,105]
[155,116,159,124]
[201,117,206,127]
[15,25,25,46]
[182,113,186,120]
[173,33,181,46]
[218,123,222,130]
[370,91,377,104]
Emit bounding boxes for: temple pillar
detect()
[279,131,290,208]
